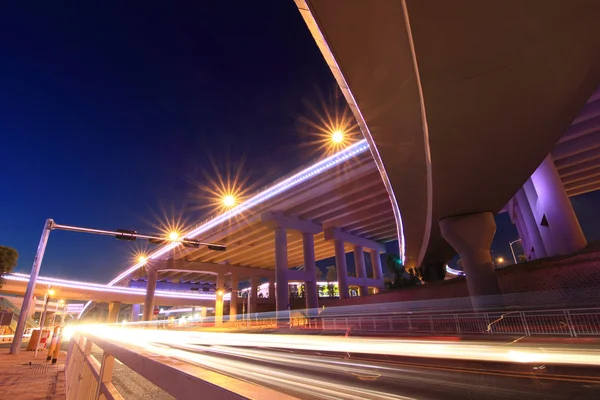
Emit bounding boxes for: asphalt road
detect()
[143,341,600,400]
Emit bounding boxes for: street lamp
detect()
[509,239,522,264]
[496,257,505,266]
[331,130,344,144]
[222,194,236,208]
[10,218,227,355]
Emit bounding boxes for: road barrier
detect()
[320,307,600,337]
[65,332,278,400]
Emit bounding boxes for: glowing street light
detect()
[10,219,227,355]
[138,255,148,265]
[496,257,505,265]
[222,194,236,208]
[331,130,344,143]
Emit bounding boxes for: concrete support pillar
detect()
[274,227,289,313]
[524,179,558,256]
[107,302,121,323]
[302,233,319,311]
[215,272,225,327]
[200,307,207,320]
[229,272,238,321]
[129,304,140,322]
[440,212,501,309]
[516,186,547,259]
[249,275,258,315]
[142,269,158,321]
[353,245,369,296]
[334,239,349,299]
[512,204,532,260]
[268,278,276,302]
[531,155,587,255]
[370,251,383,281]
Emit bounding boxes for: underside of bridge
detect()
[296,0,600,300]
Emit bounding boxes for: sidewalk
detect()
[0,348,66,400]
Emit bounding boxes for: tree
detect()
[386,254,404,286]
[0,246,18,288]
[315,268,323,281]
[325,266,337,282]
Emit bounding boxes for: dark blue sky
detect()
[1,2,599,283]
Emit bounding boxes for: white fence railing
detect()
[65,333,281,400]
[321,307,600,337]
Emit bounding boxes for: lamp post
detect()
[10,218,227,355]
[509,239,522,264]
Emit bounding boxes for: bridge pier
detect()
[440,212,501,309]
[530,155,587,255]
[129,304,140,322]
[334,239,350,299]
[215,272,225,327]
[303,233,319,313]
[229,272,238,321]
[274,226,289,316]
[107,302,121,323]
[142,269,158,322]
[354,245,369,296]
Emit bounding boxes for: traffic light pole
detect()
[10,218,226,354]
[10,219,53,355]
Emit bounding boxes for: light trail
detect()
[5,273,230,301]
[76,325,600,367]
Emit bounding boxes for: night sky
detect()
[1,2,599,283]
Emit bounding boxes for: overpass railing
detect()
[65,333,253,400]
[320,307,600,337]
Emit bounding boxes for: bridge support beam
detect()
[353,245,369,296]
[303,232,319,313]
[530,155,587,255]
[129,304,140,322]
[229,272,238,321]
[440,212,501,309]
[274,227,289,316]
[370,251,384,292]
[142,269,158,322]
[249,275,258,316]
[215,272,225,327]
[334,239,349,299]
[107,302,121,323]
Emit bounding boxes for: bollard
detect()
[46,326,59,361]
[51,327,62,364]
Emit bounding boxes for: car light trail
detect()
[5,273,229,301]
[76,325,600,367]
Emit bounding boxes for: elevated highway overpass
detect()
[73,1,600,319]
[295,0,600,305]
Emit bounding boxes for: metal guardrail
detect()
[321,307,600,337]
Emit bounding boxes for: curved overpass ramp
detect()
[295,0,600,294]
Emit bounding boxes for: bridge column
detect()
[370,251,384,292]
[303,232,319,311]
[274,227,289,315]
[515,187,547,259]
[250,275,258,316]
[229,272,238,321]
[440,212,501,309]
[530,155,587,255]
[334,239,349,299]
[268,278,275,303]
[107,302,121,323]
[215,272,225,327]
[353,245,369,296]
[129,304,140,322]
[511,203,532,260]
[142,269,158,322]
